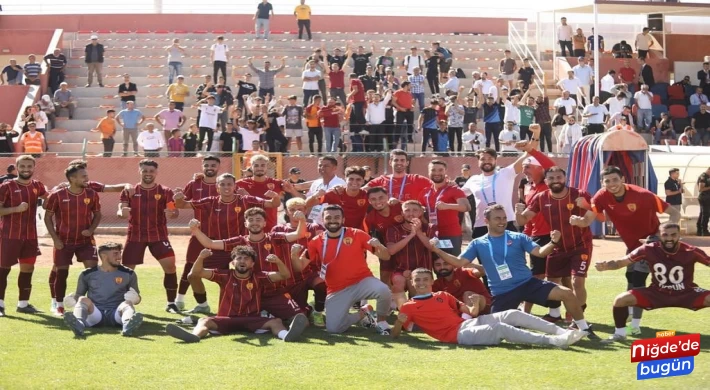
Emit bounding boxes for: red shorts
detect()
[54,243,98,266]
[210,316,271,334]
[546,247,592,278]
[0,238,41,267]
[121,240,175,265]
[261,291,305,320]
[630,287,710,311]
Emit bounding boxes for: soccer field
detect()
[1,237,709,389]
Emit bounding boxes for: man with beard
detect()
[365,186,404,287]
[292,204,392,334]
[432,257,491,314]
[0,155,48,316]
[189,208,307,322]
[366,149,432,202]
[165,245,308,343]
[571,166,680,335]
[173,173,277,314]
[596,223,710,343]
[517,167,593,322]
[386,200,435,308]
[117,160,180,314]
[272,198,327,326]
[418,160,468,255]
[44,164,102,316]
[237,154,298,230]
[306,166,368,230]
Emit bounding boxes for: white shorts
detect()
[85,307,122,327]
[285,129,303,138]
[500,74,515,81]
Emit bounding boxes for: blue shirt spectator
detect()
[117,108,144,128]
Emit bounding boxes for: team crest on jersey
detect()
[235,206,242,213]
[394,215,404,222]
[154,194,162,201]
[627,203,637,212]
[32,188,38,195]
[344,237,353,245]
[436,297,444,303]
[267,183,275,190]
[453,280,461,287]
[246,282,253,290]
[264,243,272,251]
[83,198,91,205]
[305,232,312,238]
[356,199,365,207]
[566,203,574,211]
[115,277,123,284]
[581,254,589,261]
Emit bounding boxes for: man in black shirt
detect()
[254,0,274,40]
[236,73,257,109]
[0,164,17,183]
[691,104,710,146]
[118,74,137,110]
[611,40,633,59]
[454,164,476,229]
[219,122,242,155]
[359,65,377,92]
[326,45,350,69]
[664,168,683,224]
[284,167,306,204]
[43,48,67,94]
[518,58,535,92]
[351,44,375,76]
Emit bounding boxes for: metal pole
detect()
[552,10,557,81]
[593,3,600,102]
[536,12,541,60]
[524,20,529,46]
[662,14,667,59]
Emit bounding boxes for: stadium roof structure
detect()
[542,0,710,17]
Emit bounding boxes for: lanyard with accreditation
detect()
[388,174,407,200]
[488,231,513,281]
[425,186,449,226]
[319,228,346,280]
[480,172,499,206]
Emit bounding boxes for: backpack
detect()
[403,55,424,69]
[439,47,452,60]
[455,68,466,79]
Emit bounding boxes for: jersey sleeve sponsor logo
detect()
[115,277,123,284]
[628,203,637,212]
[344,237,354,245]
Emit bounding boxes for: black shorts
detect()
[529,235,551,276]
[490,278,558,313]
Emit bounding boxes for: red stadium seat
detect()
[115,30,131,34]
[154,30,170,34]
[173,30,188,34]
[193,30,208,34]
[136,29,151,34]
[669,104,688,118]
[232,30,247,34]
[213,30,227,34]
[668,84,685,101]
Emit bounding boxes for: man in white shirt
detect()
[302,60,321,106]
[365,90,392,151]
[210,36,229,83]
[195,95,222,151]
[498,121,520,156]
[306,156,346,225]
[557,17,574,57]
[607,105,635,129]
[634,28,653,59]
[605,91,628,118]
[404,47,424,76]
[137,123,165,158]
[572,57,593,106]
[557,116,583,154]
[472,72,495,98]
[502,88,530,133]
[582,96,609,135]
[462,123,486,153]
[633,84,654,131]
[600,69,617,102]
[440,70,459,95]
[557,70,582,103]
[554,91,578,118]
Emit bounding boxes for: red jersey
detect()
[45,188,101,245]
[209,270,268,317]
[418,184,466,237]
[0,179,47,240]
[318,105,340,128]
[628,242,710,295]
[393,90,413,110]
[399,291,464,344]
[591,184,668,251]
[367,174,432,201]
[529,187,592,253]
[183,178,218,224]
[385,224,435,273]
[307,228,373,294]
[365,203,404,240]
[236,177,282,231]
[271,222,324,280]
[191,195,265,239]
[432,268,492,308]
[522,181,551,237]
[350,79,365,102]
[330,70,345,89]
[223,233,293,293]
[87,181,106,192]
[322,189,368,229]
[120,184,174,242]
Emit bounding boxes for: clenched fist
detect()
[199,248,212,258]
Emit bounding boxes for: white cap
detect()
[523,157,541,167]
[90,35,98,40]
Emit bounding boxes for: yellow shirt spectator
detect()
[166,83,190,103]
[294,4,311,20]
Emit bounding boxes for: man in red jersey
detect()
[386,200,435,308]
[272,197,327,326]
[44,164,102,316]
[0,155,48,316]
[596,223,710,343]
[174,172,276,314]
[365,149,432,202]
[306,166,369,230]
[365,186,404,287]
[572,166,680,334]
[292,204,393,334]
[164,245,308,343]
[432,257,491,314]
[517,167,594,322]
[189,207,307,321]
[174,155,221,310]
[418,160,469,255]
[118,159,181,314]
[392,268,586,348]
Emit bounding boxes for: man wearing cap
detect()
[84,35,105,88]
[43,48,67,94]
[165,75,190,111]
[284,167,306,205]
[248,57,286,99]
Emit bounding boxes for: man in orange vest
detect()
[19,123,46,157]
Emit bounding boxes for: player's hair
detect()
[390,149,409,160]
[68,159,87,169]
[64,164,84,181]
[669,168,679,174]
[402,200,424,209]
[286,197,306,210]
[201,155,220,165]
[15,154,36,166]
[319,155,338,166]
[544,166,567,176]
[601,165,623,178]
[98,242,123,256]
[217,173,236,183]
[323,204,344,215]
[250,154,270,166]
[429,159,447,168]
[411,268,433,279]
[170,128,180,135]
[139,159,158,169]
[660,223,681,232]
[6,164,15,174]
[344,166,366,178]
[367,186,387,197]
[230,245,257,261]
[477,148,497,159]
[483,204,506,220]
[244,207,267,220]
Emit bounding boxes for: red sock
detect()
[48,270,57,299]
[613,306,628,328]
[164,273,178,303]
[18,271,33,301]
[0,268,10,301]
[55,269,69,302]
[178,262,193,295]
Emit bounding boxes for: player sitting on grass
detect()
[595,223,710,343]
[392,268,587,348]
[432,257,491,314]
[165,246,308,343]
[62,242,144,337]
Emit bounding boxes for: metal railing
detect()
[508,21,545,95]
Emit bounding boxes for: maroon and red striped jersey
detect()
[183,178,218,224]
[0,179,47,239]
[45,188,101,245]
[271,222,325,281]
[120,184,174,242]
[528,187,593,253]
[385,223,435,273]
[223,233,292,293]
[209,270,268,317]
[236,177,282,230]
[191,195,265,239]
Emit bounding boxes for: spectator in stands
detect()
[446,94,465,154]
[583,96,608,135]
[634,84,654,132]
[326,45,350,69]
[351,44,374,77]
[23,54,41,86]
[557,17,573,57]
[586,28,604,53]
[417,98,439,153]
[38,95,56,130]
[618,59,636,88]
[664,168,683,223]
[165,75,189,111]
[294,0,312,40]
[0,163,18,181]
[325,61,347,105]
[118,74,138,110]
[302,60,322,107]
[572,29,586,58]
[194,95,221,151]
[165,38,186,84]
[318,96,341,153]
[432,42,453,82]
[167,129,184,157]
[348,73,367,149]
[305,95,322,154]
[678,126,695,146]
[254,0,275,40]
[424,49,440,94]
[692,104,710,146]
[376,48,395,72]
[699,62,710,96]
[673,75,692,87]
[84,35,104,87]
[518,58,535,92]
[638,57,655,88]
[690,87,709,106]
[478,91,503,151]
[534,84,553,153]
[553,90,578,119]
[183,124,199,157]
[211,36,229,82]
[408,67,426,111]
[219,121,241,155]
[600,69,616,103]
[43,48,66,94]
[498,121,520,156]
[235,73,257,109]
[607,105,635,129]
[557,116,582,154]
[155,101,186,143]
[213,84,234,132]
[557,70,581,104]
[137,123,164,158]
[440,70,459,96]
[612,40,633,59]
[282,95,304,154]
[116,101,145,157]
[697,168,710,236]
[365,90,391,152]
[96,109,117,157]
[393,81,415,148]
[499,50,517,90]
[19,106,33,134]
[0,125,19,156]
[30,104,48,149]
[53,82,76,119]
[19,123,45,157]
[572,57,592,105]
[404,47,424,76]
[635,28,652,60]
[265,106,288,153]
[1,58,23,85]
[654,112,676,144]
[248,57,286,99]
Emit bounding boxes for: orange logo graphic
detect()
[114,277,123,284]
[581,254,589,261]
[394,215,404,222]
[284,293,292,299]
[32,188,38,195]
[627,203,637,212]
[343,237,353,245]
[234,206,242,213]
[264,243,272,251]
[83,198,91,205]
[566,203,574,211]
[246,282,253,290]
[357,199,366,206]
[154,194,162,201]
[267,183,275,190]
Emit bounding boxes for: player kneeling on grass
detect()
[62,242,144,337]
[596,223,710,343]
[432,257,492,314]
[392,268,587,348]
[165,246,308,343]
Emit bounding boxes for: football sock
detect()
[313,282,326,312]
[613,306,628,328]
[277,330,288,340]
[0,299,4,308]
[75,301,89,322]
[178,263,193,295]
[377,320,390,330]
[575,319,589,330]
[121,306,135,324]
[548,307,561,317]
[631,318,641,328]
[194,292,207,305]
[0,267,11,300]
[55,269,69,302]
[164,273,178,303]
[632,306,643,319]
[176,294,186,303]
[48,270,57,299]
[18,271,33,301]
[615,327,627,337]
[18,300,28,308]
